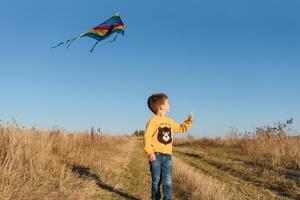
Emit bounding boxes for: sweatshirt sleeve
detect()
[170,118,193,133]
[143,119,156,155]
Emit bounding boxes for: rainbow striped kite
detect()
[52,12,125,53]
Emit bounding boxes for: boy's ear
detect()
[158,105,162,111]
[161,102,166,109]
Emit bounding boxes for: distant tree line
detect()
[132,130,145,137]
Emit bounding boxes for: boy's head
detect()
[147,93,170,115]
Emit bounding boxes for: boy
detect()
[143,93,193,200]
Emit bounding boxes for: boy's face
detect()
[160,98,170,113]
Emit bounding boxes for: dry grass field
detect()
[0,120,299,200]
[174,123,300,200]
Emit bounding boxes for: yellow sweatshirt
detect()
[143,115,193,155]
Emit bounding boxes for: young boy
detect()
[143,93,193,200]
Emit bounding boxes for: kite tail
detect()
[51,41,66,48]
[90,40,100,53]
[51,39,72,49]
[90,33,120,52]
[51,33,87,49]
[107,33,119,43]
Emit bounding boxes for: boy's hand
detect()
[188,112,194,122]
[148,152,156,161]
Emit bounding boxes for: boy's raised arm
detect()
[170,117,193,133]
[143,120,155,155]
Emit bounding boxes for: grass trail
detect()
[70,138,153,200]
[174,147,296,200]
[117,138,152,199]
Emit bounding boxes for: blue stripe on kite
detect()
[96,16,123,27]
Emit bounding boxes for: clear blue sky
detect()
[1,0,299,137]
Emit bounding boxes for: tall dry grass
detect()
[173,157,228,200]
[174,120,300,169]
[0,121,131,200]
[240,132,300,169]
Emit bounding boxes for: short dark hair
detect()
[147,93,168,114]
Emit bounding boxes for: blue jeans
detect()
[149,152,172,200]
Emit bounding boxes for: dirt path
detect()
[68,137,297,200]
[174,147,296,200]
[117,138,152,200]
[72,138,268,200]
[100,138,184,200]
[70,138,153,200]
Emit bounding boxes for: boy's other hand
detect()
[148,152,156,161]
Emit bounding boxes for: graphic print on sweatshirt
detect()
[157,127,172,145]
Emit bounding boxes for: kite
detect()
[52,12,125,53]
